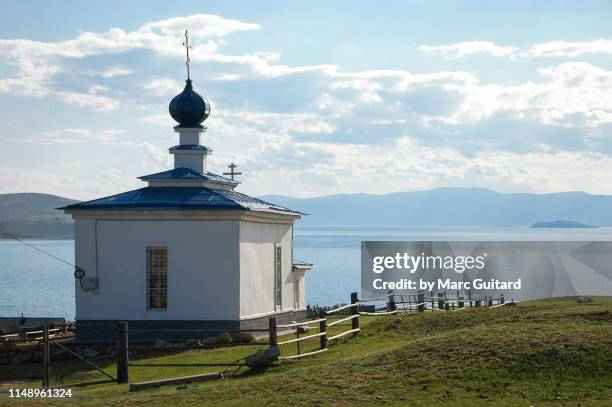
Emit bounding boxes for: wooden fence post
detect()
[445,303,450,311]
[458,296,464,308]
[116,322,128,384]
[417,290,425,313]
[468,290,472,307]
[500,294,505,304]
[387,290,396,312]
[430,292,434,311]
[475,299,481,307]
[268,317,278,348]
[319,310,327,350]
[42,325,50,387]
[350,292,359,332]
[437,293,444,310]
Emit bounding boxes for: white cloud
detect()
[99,168,123,179]
[21,128,127,144]
[88,85,110,95]
[0,166,103,198]
[143,78,182,96]
[98,67,133,78]
[419,41,518,59]
[139,142,172,167]
[234,133,612,198]
[0,13,260,110]
[449,62,612,128]
[55,91,121,111]
[141,114,171,127]
[3,14,612,198]
[211,73,244,81]
[141,59,612,157]
[0,14,258,61]
[525,38,612,58]
[419,38,612,60]
[142,14,261,37]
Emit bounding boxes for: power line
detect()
[0,227,77,269]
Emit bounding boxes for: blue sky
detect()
[1,1,612,199]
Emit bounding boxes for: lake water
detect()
[2,226,612,320]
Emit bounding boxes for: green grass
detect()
[1,297,611,406]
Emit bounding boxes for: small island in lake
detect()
[530,219,598,228]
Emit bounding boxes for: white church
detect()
[62,38,311,341]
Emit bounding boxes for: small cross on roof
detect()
[223,162,242,181]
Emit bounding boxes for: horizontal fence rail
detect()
[325,303,358,315]
[326,314,358,327]
[358,292,393,302]
[1,323,74,343]
[277,318,326,329]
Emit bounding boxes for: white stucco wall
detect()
[239,221,303,319]
[293,269,307,310]
[74,218,240,321]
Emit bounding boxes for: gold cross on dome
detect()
[223,162,242,181]
[182,30,191,80]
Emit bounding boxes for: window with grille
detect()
[275,244,282,309]
[146,246,167,311]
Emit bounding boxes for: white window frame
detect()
[146,246,168,311]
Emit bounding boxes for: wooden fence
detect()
[358,290,512,315]
[36,324,118,387]
[275,292,361,361]
[0,323,74,343]
[28,289,513,388]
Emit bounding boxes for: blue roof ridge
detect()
[139,167,239,184]
[58,186,303,215]
[56,187,148,210]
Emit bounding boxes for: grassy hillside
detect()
[0,193,78,239]
[1,297,610,406]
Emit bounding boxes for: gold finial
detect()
[182,30,191,80]
[223,162,242,181]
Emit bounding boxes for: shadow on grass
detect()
[1,359,115,383]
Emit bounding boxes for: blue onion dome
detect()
[169,79,211,128]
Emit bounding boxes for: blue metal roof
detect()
[139,168,238,184]
[62,186,302,214]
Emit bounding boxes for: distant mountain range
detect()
[2,188,612,239]
[262,187,612,227]
[0,193,78,239]
[530,220,598,228]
